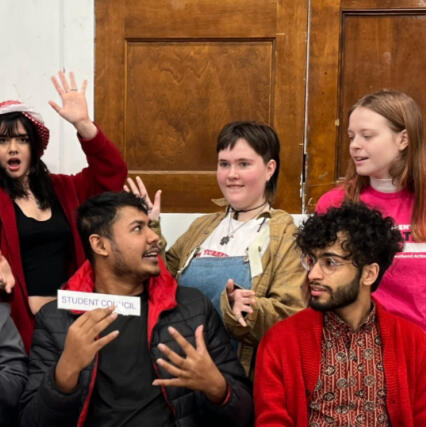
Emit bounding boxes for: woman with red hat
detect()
[0,71,127,352]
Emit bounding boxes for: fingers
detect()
[234,289,256,301]
[225,279,235,294]
[194,325,207,352]
[233,290,256,327]
[235,311,248,327]
[4,279,14,294]
[167,326,195,357]
[153,189,162,210]
[125,177,152,206]
[152,377,183,387]
[156,354,185,378]
[157,342,186,369]
[81,79,88,94]
[51,71,82,95]
[94,329,119,351]
[0,254,15,294]
[48,100,61,114]
[125,177,138,195]
[135,176,149,197]
[74,306,116,333]
[58,70,70,92]
[50,75,64,96]
[69,72,77,90]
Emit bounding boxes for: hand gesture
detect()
[225,279,256,327]
[49,71,97,139]
[153,325,227,404]
[55,307,119,393]
[124,176,161,221]
[0,251,15,294]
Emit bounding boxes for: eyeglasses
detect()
[301,253,354,276]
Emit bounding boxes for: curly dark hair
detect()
[296,201,404,291]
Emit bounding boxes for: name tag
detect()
[57,290,141,316]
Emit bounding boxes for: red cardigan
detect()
[0,127,127,352]
[254,301,426,426]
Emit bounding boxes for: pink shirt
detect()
[316,186,426,331]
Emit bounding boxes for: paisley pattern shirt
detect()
[308,305,390,426]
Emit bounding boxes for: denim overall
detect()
[178,256,252,317]
[178,224,269,319]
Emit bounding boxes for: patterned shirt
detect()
[308,305,390,426]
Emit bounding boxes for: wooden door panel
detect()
[125,1,276,38]
[95,0,308,213]
[306,1,426,211]
[126,41,273,171]
[338,13,426,177]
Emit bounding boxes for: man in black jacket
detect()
[0,302,27,426]
[19,191,253,427]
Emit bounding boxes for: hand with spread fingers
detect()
[153,325,227,404]
[55,306,119,393]
[124,176,161,222]
[0,251,15,294]
[225,279,256,327]
[49,70,97,139]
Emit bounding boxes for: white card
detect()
[57,290,141,316]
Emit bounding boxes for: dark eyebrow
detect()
[319,252,349,259]
[129,219,146,228]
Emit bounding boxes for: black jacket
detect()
[19,259,253,427]
[0,303,27,427]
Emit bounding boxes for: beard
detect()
[110,239,160,282]
[309,270,362,312]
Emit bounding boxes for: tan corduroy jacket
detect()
[163,207,307,378]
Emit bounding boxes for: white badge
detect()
[57,290,141,316]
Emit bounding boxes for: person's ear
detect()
[89,234,110,257]
[360,263,379,288]
[266,159,277,181]
[398,129,409,151]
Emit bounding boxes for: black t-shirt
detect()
[14,198,71,296]
[85,292,175,427]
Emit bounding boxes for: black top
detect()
[14,199,71,296]
[85,292,175,427]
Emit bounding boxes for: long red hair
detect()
[343,90,426,241]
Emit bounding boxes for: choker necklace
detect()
[219,202,269,246]
[230,201,268,220]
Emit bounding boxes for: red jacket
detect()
[254,301,426,426]
[0,127,127,352]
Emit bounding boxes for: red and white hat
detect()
[0,100,50,155]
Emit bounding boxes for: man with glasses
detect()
[254,202,426,426]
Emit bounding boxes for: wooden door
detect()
[95,0,308,213]
[305,0,426,211]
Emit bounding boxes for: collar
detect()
[213,197,272,220]
[63,256,178,316]
[324,302,377,335]
[369,177,399,193]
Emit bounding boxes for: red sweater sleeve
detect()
[254,330,295,426]
[413,330,426,424]
[65,125,127,201]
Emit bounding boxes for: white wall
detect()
[0,0,304,248]
[0,0,94,174]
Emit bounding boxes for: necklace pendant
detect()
[220,235,230,245]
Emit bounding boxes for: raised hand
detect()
[153,325,227,404]
[55,307,119,393]
[225,279,256,327]
[124,176,161,222]
[0,251,15,294]
[49,71,97,139]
